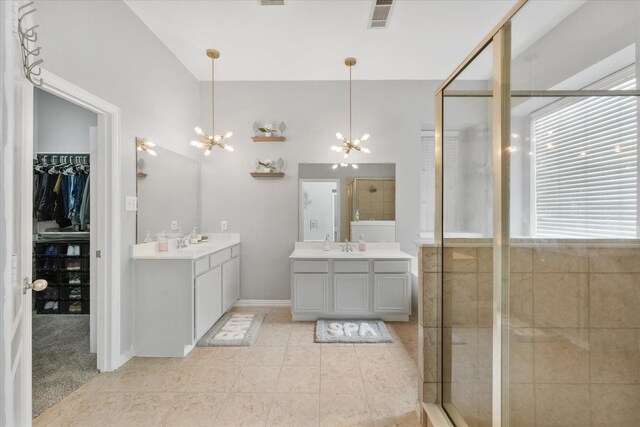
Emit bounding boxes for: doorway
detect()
[31,88,98,417]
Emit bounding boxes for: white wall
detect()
[198,80,433,300]
[35,88,97,154]
[35,0,200,361]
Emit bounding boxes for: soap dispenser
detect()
[323,234,331,251]
[358,234,366,252]
[157,231,169,252]
[355,209,360,222]
[190,227,199,244]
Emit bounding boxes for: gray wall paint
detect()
[35,88,97,154]
[35,0,200,359]
[198,80,434,300]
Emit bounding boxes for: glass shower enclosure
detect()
[430,0,640,425]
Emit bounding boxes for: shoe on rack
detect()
[75,245,81,256]
[67,245,75,256]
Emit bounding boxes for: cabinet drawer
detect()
[293,260,329,273]
[374,260,409,273]
[210,248,232,268]
[334,260,369,273]
[231,245,240,258]
[195,257,210,276]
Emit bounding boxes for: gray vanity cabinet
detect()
[222,255,240,312]
[195,266,222,340]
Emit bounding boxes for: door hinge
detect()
[96,250,102,258]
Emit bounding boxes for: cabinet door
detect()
[374,274,410,313]
[293,274,329,312]
[334,274,369,313]
[222,256,240,313]
[195,266,222,340]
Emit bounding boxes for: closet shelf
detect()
[250,172,285,178]
[251,136,286,143]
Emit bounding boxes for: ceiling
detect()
[124,0,585,82]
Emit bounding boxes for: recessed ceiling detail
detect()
[260,0,284,5]
[369,0,394,29]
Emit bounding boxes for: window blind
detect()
[533,66,638,238]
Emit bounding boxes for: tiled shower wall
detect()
[354,179,396,221]
[418,242,640,427]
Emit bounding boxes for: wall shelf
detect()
[250,172,285,178]
[251,136,286,143]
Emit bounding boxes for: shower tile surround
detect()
[353,178,396,221]
[418,241,640,427]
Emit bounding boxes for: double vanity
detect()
[132,233,240,357]
[289,242,412,321]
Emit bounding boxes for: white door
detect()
[1,2,39,425]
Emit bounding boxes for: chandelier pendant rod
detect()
[349,64,352,144]
[211,56,215,137]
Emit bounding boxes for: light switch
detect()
[125,196,137,212]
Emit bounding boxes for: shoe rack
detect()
[33,239,90,314]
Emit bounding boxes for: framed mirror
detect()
[136,144,200,243]
[298,163,396,243]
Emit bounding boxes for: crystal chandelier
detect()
[190,49,234,156]
[331,57,370,160]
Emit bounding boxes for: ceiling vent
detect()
[369,0,394,29]
[260,0,284,5]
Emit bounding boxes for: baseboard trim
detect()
[115,346,134,371]
[235,299,291,307]
[422,403,456,427]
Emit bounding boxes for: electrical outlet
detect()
[125,196,137,212]
[171,220,178,230]
[221,220,228,232]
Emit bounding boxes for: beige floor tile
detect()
[355,344,396,367]
[320,365,364,394]
[321,346,358,368]
[288,330,317,346]
[187,365,242,393]
[49,392,131,427]
[283,346,320,367]
[276,366,320,393]
[33,391,91,427]
[361,365,410,395]
[246,346,286,367]
[232,366,281,393]
[267,393,319,427]
[254,330,291,347]
[320,393,372,427]
[366,389,420,427]
[204,347,251,365]
[213,393,273,427]
[388,345,417,367]
[161,392,226,427]
[291,321,316,331]
[109,392,177,426]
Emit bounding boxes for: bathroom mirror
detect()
[136,145,200,243]
[298,163,396,243]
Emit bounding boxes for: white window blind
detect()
[533,66,638,238]
[420,131,459,235]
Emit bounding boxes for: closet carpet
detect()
[32,314,97,418]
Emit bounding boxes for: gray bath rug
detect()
[197,312,265,347]
[315,319,393,343]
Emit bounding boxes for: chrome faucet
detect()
[342,240,353,253]
[176,234,189,249]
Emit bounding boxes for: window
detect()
[420,131,459,237]
[532,66,638,238]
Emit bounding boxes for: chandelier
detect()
[330,57,370,160]
[191,49,234,156]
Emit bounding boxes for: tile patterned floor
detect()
[34,307,420,427]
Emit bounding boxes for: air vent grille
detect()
[369,0,394,29]
[260,0,284,5]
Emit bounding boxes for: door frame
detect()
[298,179,341,242]
[32,69,123,375]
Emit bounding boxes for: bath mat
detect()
[197,312,265,347]
[315,319,393,343]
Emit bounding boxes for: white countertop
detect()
[131,233,240,260]
[290,242,411,260]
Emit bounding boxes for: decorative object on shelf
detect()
[17,2,44,86]
[191,49,234,156]
[251,121,287,142]
[251,159,285,177]
[250,172,285,178]
[331,57,371,160]
[136,158,147,178]
[136,137,157,156]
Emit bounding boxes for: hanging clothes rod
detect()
[35,154,90,165]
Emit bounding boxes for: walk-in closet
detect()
[32,88,98,417]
